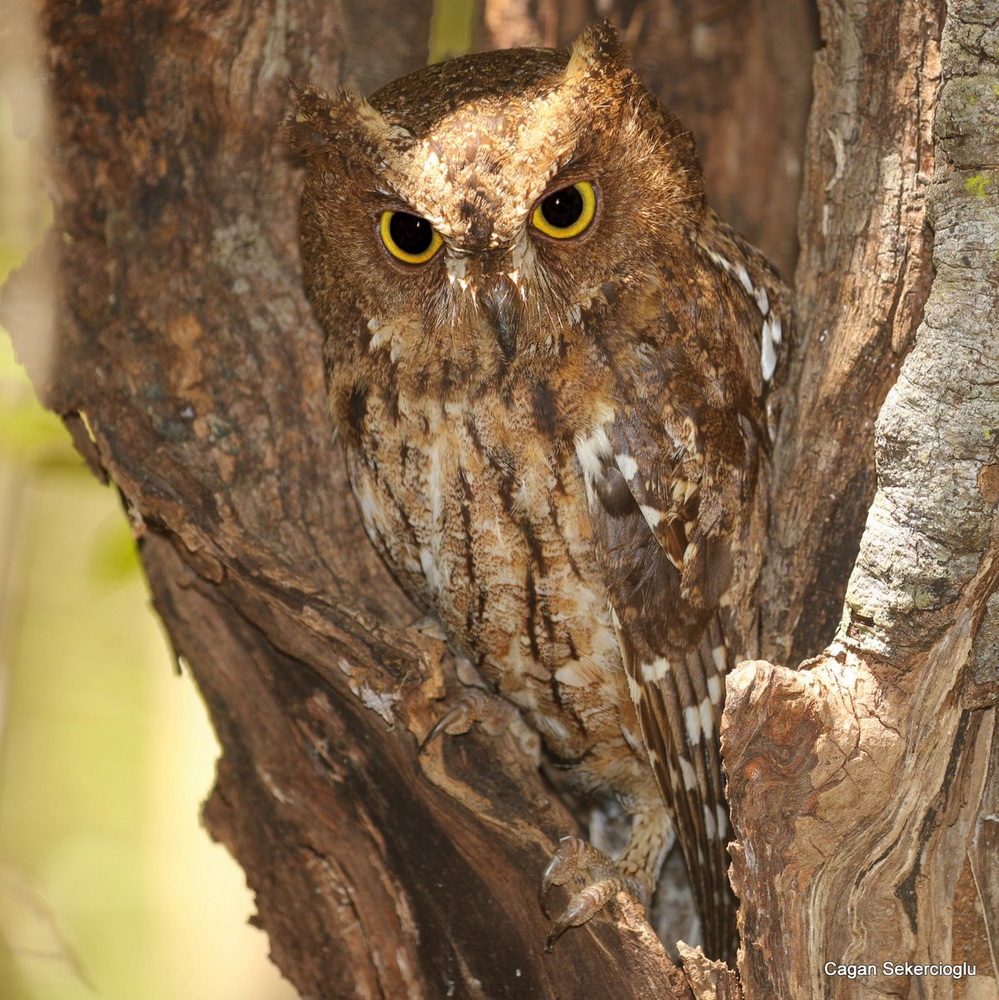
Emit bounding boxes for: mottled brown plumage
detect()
[285,21,791,962]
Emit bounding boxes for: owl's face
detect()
[287,23,706,397]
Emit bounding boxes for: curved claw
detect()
[540,837,647,951]
[418,701,474,753]
[539,836,585,917]
[544,876,639,952]
[420,688,530,754]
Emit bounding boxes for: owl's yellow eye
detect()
[531,182,597,239]
[379,210,443,264]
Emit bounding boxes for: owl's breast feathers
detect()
[339,363,644,774]
[328,220,788,958]
[329,230,782,722]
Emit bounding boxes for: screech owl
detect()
[285,21,791,962]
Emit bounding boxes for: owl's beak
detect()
[478,273,522,362]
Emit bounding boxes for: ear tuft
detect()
[282,84,406,157]
[282,84,341,155]
[564,20,629,81]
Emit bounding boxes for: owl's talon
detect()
[540,836,646,950]
[418,702,468,752]
[539,835,586,914]
[420,688,537,757]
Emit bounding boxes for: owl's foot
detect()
[419,687,540,761]
[540,836,648,952]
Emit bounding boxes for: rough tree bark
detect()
[726,2,999,997]
[2,0,996,998]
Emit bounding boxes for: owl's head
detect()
[286,22,706,395]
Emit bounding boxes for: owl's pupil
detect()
[389,212,434,255]
[540,186,584,229]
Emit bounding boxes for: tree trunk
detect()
[727,2,999,996]
[3,0,996,997]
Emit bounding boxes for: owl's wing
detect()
[577,411,742,958]
[578,252,782,958]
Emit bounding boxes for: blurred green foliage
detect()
[429,0,475,62]
[0,336,81,469]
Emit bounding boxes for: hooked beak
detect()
[479,274,522,362]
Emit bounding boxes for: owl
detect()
[284,21,790,962]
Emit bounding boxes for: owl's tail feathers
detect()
[677,627,738,963]
[629,615,738,964]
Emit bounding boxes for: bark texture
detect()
[725,1,999,998]
[761,0,942,665]
[3,0,996,997]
